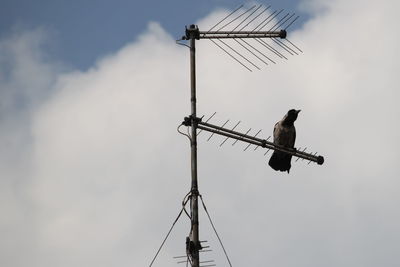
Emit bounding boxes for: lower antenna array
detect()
[187,113,324,165]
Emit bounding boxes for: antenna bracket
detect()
[261,140,267,147]
[182,115,202,127]
[185,24,200,40]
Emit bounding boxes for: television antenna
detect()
[149,4,324,267]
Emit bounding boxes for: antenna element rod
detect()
[197,120,324,164]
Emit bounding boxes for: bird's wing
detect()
[273,122,280,143]
[289,126,296,148]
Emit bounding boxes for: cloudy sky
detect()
[1,0,399,267]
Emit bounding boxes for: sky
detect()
[0,1,399,267]
[0,0,309,70]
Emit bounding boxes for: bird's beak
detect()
[296,110,301,114]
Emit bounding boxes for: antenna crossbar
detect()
[199,30,286,39]
[194,119,324,165]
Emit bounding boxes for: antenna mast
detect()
[187,24,201,267]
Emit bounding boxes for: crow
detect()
[268,109,301,173]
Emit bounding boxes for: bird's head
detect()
[285,109,301,124]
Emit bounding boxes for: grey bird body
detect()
[268,109,300,173]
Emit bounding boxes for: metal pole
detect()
[188,24,200,267]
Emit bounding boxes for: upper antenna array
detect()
[178,4,302,71]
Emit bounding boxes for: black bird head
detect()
[283,109,301,125]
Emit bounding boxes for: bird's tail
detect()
[268,151,292,173]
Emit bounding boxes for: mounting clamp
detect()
[182,115,202,127]
[185,24,200,40]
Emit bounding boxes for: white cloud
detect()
[0,1,399,267]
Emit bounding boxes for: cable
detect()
[177,124,192,142]
[182,191,192,219]
[148,190,194,267]
[199,194,233,267]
